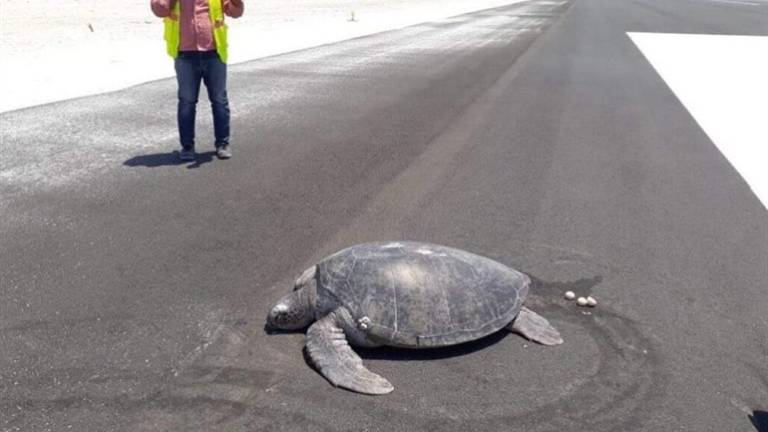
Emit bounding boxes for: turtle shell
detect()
[316,242,529,348]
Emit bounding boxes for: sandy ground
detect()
[0,0,523,113]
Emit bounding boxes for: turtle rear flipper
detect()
[507,306,563,346]
[305,310,394,395]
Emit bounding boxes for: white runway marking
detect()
[628,32,768,210]
[705,0,763,6]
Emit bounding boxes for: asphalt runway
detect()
[1,0,767,431]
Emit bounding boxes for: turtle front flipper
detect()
[305,309,394,395]
[507,306,563,346]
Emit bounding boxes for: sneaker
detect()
[179,148,196,161]
[216,145,232,159]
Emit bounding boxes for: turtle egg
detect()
[586,296,597,307]
[358,316,371,330]
[564,291,576,300]
[576,297,588,307]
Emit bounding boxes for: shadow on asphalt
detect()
[268,323,509,362]
[123,151,216,169]
[292,330,510,365]
[751,411,768,432]
[354,330,509,361]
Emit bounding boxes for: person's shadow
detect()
[751,410,768,432]
[124,151,216,169]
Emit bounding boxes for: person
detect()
[151,0,244,161]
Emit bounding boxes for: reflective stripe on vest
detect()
[163,0,228,63]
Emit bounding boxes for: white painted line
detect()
[628,32,768,210]
[705,0,763,6]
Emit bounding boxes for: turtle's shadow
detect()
[751,410,768,432]
[353,330,510,361]
[276,324,511,363]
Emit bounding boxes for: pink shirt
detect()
[151,0,244,52]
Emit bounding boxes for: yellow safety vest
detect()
[163,0,229,63]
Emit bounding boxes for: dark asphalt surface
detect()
[2,0,767,431]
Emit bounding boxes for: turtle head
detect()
[266,266,317,331]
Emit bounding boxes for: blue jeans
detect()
[174,51,230,150]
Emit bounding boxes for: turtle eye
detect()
[275,312,293,327]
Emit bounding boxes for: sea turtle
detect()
[266,241,562,395]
